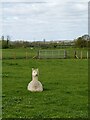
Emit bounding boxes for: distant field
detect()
[2,48,88,118]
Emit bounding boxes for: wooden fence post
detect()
[87,51,88,59]
[74,50,76,58]
[64,50,67,58]
[80,51,82,59]
[74,50,78,59]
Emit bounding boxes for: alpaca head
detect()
[32,68,39,77]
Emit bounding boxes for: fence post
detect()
[80,51,82,59]
[64,50,67,58]
[74,51,76,58]
[74,50,78,59]
[87,51,88,59]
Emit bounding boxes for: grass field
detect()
[2,48,88,118]
[2,48,88,59]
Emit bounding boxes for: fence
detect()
[2,51,33,60]
[38,50,89,59]
[38,50,67,59]
[2,49,89,59]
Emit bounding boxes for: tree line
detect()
[0,34,90,49]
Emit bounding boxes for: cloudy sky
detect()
[0,0,89,41]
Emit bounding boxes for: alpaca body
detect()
[27,68,43,92]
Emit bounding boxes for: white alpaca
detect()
[27,68,43,92]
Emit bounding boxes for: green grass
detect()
[2,48,88,59]
[2,56,88,118]
[2,48,37,59]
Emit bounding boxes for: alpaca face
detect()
[32,68,39,77]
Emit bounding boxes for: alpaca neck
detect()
[32,76,38,81]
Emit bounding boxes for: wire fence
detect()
[1,49,89,59]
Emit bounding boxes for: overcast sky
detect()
[0,0,89,41]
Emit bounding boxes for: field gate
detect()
[38,50,67,59]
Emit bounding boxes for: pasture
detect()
[2,48,88,118]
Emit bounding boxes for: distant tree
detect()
[2,40,8,49]
[1,36,4,40]
[75,35,88,48]
[0,40,2,48]
[7,35,10,46]
[87,39,90,48]
[13,41,24,48]
[82,34,90,41]
[23,41,31,48]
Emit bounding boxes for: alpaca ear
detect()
[37,68,39,74]
[32,68,34,71]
